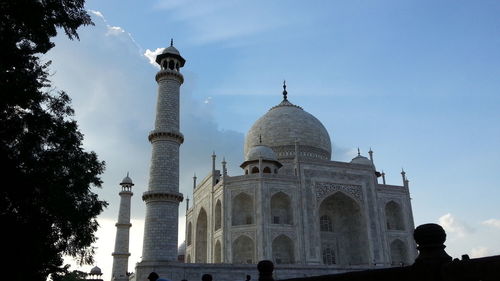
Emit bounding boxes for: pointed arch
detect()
[187,221,192,245]
[272,235,295,264]
[232,235,254,264]
[232,193,254,226]
[385,201,405,230]
[319,192,369,265]
[215,200,222,231]
[390,239,408,265]
[263,166,271,173]
[270,192,293,225]
[214,240,222,263]
[251,166,259,174]
[195,208,208,263]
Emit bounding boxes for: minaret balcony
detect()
[155,69,184,83]
[148,130,184,144]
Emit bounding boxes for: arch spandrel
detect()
[315,182,363,204]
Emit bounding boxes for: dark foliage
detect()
[0,1,107,280]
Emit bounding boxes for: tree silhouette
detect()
[0,1,107,280]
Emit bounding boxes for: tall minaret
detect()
[111,173,134,281]
[141,40,185,262]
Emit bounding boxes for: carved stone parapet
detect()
[155,69,184,83]
[148,130,184,144]
[142,190,184,203]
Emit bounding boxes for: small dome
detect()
[246,145,277,161]
[90,266,102,275]
[351,155,372,166]
[178,241,186,255]
[162,45,180,56]
[120,173,133,185]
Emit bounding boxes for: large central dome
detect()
[244,94,332,160]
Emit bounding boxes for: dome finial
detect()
[282,80,288,100]
[170,38,174,46]
[357,147,361,156]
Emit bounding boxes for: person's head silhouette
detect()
[148,272,159,281]
[201,274,212,281]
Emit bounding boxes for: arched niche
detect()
[195,208,208,263]
[187,221,192,245]
[390,239,408,265]
[251,166,259,174]
[270,192,293,225]
[232,235,254,264]
[319,192,369,265]
[385,201,405,230]
[272,235,295,264]
[214,240,222,263]
[263,166,271,173]
[215,200,222,231]
[232,193,254,226]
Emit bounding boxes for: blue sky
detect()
[45,0,500,279]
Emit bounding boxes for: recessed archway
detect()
[214,240,222,263]
[232,193,254,226]
[232,235,254,264]
[270,192,293,225]
[385,201,405,230]
[272,235,295,264]
[195,208,208,263]
[215,200,222,231]
[390,239,408,265]
[319,192,369,265]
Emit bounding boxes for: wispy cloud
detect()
[482,218,500,229]
[470,246,490,258]
[153,0,291,45]
[438,213,473,238]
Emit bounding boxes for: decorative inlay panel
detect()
[314,182,363,202]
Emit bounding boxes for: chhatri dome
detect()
[244,82,332,160]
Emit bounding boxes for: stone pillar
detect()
[141,43,185,262]
[111,174,134,281]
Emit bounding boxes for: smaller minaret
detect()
[111,173,134,281]
[381,170,386,185]
[368,148,374,163]
[222,157,227,177]
[212,151,217,186]
[401,168,408,187]
[193,173,197,189]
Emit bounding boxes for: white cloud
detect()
[204,96,212,104]
[47,8,244,279]
[89,10,104,18]
[106,26,125,36]
[144,48,165,67]
[470,246,490,258]
[482,218,500,229]
[438,213,473,238]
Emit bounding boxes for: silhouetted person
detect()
[201,274,212,281]
[148,272,159,281]
[148,272,172,281]
[246,275,251,281]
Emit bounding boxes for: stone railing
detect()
[257,223,500,281]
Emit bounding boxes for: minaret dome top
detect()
[155,39,186,67]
